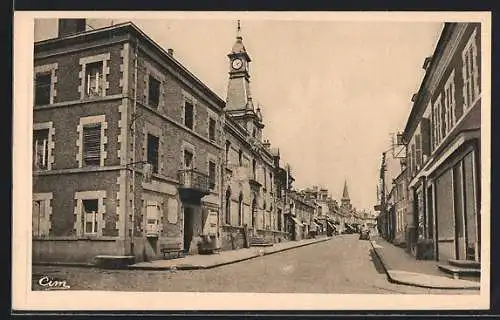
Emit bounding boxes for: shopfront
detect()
[430,140,480,262]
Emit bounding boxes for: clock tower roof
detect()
[228,20,251,61]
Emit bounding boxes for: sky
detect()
[34,16,443,212]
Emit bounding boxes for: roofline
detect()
[402,22,451,141]
[34,21,226,108]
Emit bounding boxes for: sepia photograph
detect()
[12,11,491,311]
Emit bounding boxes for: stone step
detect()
[437,264,481,280]
[448,259,480,269]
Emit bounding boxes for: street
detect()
[31,234,477,294]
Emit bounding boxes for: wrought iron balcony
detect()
[177,169,211,201]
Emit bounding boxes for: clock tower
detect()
[225,20,264,140]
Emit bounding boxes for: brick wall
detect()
[33,170,120,237]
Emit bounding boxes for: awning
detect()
[345,223,355,230]
[327,221,336,230]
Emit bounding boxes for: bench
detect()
[160,244,184,259]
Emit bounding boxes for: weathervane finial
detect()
[237,20,242,38]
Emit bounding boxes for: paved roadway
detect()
[31,234,477,294]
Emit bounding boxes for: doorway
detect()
[251,198,257,231]
[183,206,194,253]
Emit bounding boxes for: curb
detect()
[33,237,333,271]
[128,236,333,271]
[369,240,479,290]
[33,261,97,268]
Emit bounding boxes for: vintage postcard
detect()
[12,11,491,311]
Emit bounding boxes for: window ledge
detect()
[33,94,123,110]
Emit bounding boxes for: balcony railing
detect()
[177,169,211,194]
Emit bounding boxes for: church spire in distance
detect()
[342,179,350,200]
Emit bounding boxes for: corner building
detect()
[32,20,225,263]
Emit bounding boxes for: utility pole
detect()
[380,152,387,240]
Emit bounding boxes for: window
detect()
[32,198,50,237]
[147,133,159,173]
[33,129,49,170]
[184,101,194,129]
[252,159,257,180]
[238,193,244,226]
[462,29,480,109]
[82,199,99,235]
[35,73,51,105]
[410,144,416,176]
[263,167,267,189]
[82,123,101,166]
[238,150,243,166]
[225,141,231,165]
[444,71,456,132]
[225,188,231,225]
[209,118,216,141]
[184,150,193,169]
[433,96,443,146]
[85,61,104,97]
[148,75,161,107]
[415,134,422,169]
[208,160,216,189]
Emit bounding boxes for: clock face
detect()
[232,59,243,70]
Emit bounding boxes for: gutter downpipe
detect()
[130,37,139,256]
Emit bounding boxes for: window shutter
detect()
[472,34,480,99]
[421,118,431,156]
[415,134,422,168]
[83,124,101,164]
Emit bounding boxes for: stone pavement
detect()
[129,236,332,270]
[370,236,480,290]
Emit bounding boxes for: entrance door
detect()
[183,206,194,253]
[463,151,479,261]
[251,198,257,231]
[436,170,455,262]
[453,162,467,260]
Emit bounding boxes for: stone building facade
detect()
[32,20,225,263]
[219,29,287,249]
[402,23,481,262]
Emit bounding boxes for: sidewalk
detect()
[370,236,479,290]
[129,236,332,270]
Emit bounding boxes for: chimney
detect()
[167,48,174,56]
[263,139,271,150]
[58,19,86,38]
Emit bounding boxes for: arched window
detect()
[263,200,267,229]
[225,141,231,165]
[252,159,257,180]
[225,188,231,225]
[238,193,244,226]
